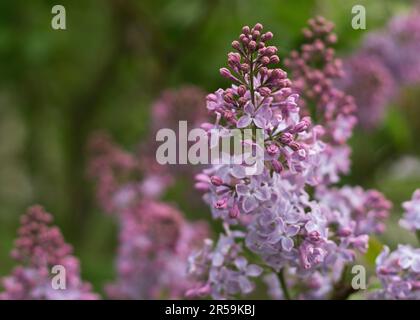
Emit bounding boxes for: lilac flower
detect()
[372,245,420,300]
[151,85,208,132]
[285,16,357,146]
[237,102,272,128]
[190,20,392,301]
[0,206,99,300]
[285,16,357,184]
[263,273,284,300]
[400,189,420,232]
[339,53,396,130]
[363,11,420,85]
[236,175,271,213]
[187,232,262,299]
[106,200,209,299]
[316,186,391,236]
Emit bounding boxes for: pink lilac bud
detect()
[237,85,247,97]
[262,32,273,41]
[254,23,263,31]
[279,132,293,144]
[210,176,224,187]
[266,144,279,156]
[270,55,280,64]
[232,40,241,50]
[229,204,240,219]
[214,198,228,210]
[271,160,283,173]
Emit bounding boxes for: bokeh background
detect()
[0,0,419,295]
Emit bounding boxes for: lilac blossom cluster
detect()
[340,10,420,129]
[338,54,395,129]
[0,206,98,300]
[363,11,420,85]
[88,122,209,299]
[151,86,208,136]
[371,245,420,300]
[368,189,420,300]
[106,200,208,299]
[400,189,420,232]
[188,21,392,300]
[149,86,209,180]
[285,16,357,183]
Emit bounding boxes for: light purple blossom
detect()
[0,206,99,300]
[237,102,272,129]
[372,245,420,300]
[400,189,420,232]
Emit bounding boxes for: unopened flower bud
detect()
[289,141,301,151]
[265,46,278,56]
[214,198,228,209]
[266,143,279,156]
[253,23,263,31]
[229,204,240,219]
[279,132,293,144]
[271,160,283,173]
[258,87,271,96]
[248,40,257,51]
[232,40,241,50]
[261,32,273,41]
[237,85,246,96]
[260,56,270,65]
[210,175,224,186]
[223,92,235,104]
[270,55,280,64]
[220,67,232,79]
[240,63,250,73]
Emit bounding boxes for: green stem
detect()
[278,268,291,300]
[249,56,255,107]
[416,230,420,245]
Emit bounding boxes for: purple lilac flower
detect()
[151,85,208,134]
[363,11,420,85]
[400,189,420,232]
[339,53,396,130]
[149,86,209,180]
[187,232,262,299]
[0,206,99,300]
[371,245,420,300]
[189,21,392,300]
[317,186,392,236]
[88,134,210,299]
[285,16,357,183]
[106,200,209,299]
[88,132,172,211]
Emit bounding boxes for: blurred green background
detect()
[0,0,419,294]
